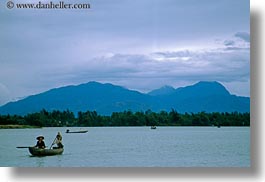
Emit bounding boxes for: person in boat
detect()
[35,136,46,149]
[52,132,64,149]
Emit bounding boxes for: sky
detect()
[0,0,250,106]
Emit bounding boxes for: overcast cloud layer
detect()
[0,0,250,105]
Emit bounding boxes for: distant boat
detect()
[151,126,157,129]
[28,147,63,156]
[66,129,88,133]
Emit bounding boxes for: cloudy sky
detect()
[0,0,250,105]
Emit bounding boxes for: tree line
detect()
[0,109,250,127]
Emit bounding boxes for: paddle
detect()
[49,136,57,149]
[16,146,32,148]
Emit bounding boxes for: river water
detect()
[0,127,250,167]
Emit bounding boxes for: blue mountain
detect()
[0,81,250,115]
[148,85,175,96]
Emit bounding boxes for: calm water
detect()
[0,127,250,167]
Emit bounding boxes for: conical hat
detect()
[36,136,44,140]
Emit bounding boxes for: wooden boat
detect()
[66,129,88,133]
[28,147,63,156]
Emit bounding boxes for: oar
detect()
[16,146,32,148]
[49,137,57,149]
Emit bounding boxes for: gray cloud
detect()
[235,32,250,42]
[224,40,235,46]
[0,42,250,106]
[224,47,250,51]
[0,83,11,105]
[43,46,249,95]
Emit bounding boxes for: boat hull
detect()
[66,130,88,133]
[28,147,63,156]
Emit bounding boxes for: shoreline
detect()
[0,125,250,129]
[0,125,41,129]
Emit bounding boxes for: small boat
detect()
[151,126,157,129]
[28,147,63,157]
[66,129,88,133]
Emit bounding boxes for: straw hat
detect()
[36,136,44,140]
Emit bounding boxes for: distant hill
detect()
[148,85,175,96]
[0,81,250,115]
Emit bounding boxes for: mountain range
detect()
[0,81,250,115]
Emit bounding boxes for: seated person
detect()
[35,135,46,149]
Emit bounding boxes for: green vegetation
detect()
[0,124,41,129]
[0,109,250,128]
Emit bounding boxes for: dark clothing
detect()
[35,140,46,149]
[57,142,64,148]
[56,134,62,141]
[53,143,64,149]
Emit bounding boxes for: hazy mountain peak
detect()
[148,85,175,96]
[176,81,230,96]
[196,81,230,94]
